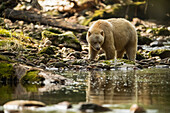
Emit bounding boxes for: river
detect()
[0,68,170,113]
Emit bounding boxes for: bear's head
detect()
[86,30,104,51]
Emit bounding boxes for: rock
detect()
[3,100,45,111]
[21,69,45,84]
[160,58,170,65]
[159,50,170,59]
[38,71,73,85]
[149,49,170,59]
[53,62,67,68]
[67,51,82,59]
[136,52,146,60]
[150,41,164,47]
[157,28,170,36]
[38,46,55,55]
[155,65,169,68]
[138,36,152,45]
[130,104,146,113]
[42,30,82,51]
[79,103,111,112]
[56,101,72,109]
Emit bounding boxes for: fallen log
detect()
[3,8,88,32]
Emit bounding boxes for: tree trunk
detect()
[3,8,88,32]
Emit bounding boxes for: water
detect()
[0,68,170,113]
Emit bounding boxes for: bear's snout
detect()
[96,47,100,51]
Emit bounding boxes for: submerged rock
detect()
[79,103,111,112]
[56,101,72,109]
[130,104,146,113]
[3,100,45,112]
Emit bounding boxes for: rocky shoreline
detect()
[0,17,170,84]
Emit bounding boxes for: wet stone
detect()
[155,65,169,68]
[57,101,72,109]
[3,100,46,111]
[150,41,164,47]
[130,104,146,113]
[79,103,111,112]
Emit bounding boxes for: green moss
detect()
[21,70,44,83]
[148,49,170,58]
[39,46,55,55]
[0,62,16,81]
[148,49,164,57]
[42,31,82,51]
[0,55,13,62]
[119,59,135,65]
[103,60,112,65]
[46,28,62,34]
[0,29,11,37]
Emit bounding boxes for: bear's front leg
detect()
[88,46,98,60]
[104,46,116,60]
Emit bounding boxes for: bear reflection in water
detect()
[86,71,136,105]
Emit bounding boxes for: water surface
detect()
[0,68,170,113]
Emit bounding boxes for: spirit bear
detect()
[86,18,137,61]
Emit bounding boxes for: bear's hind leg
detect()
[125,45,136,61]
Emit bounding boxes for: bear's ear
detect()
[88,31,91,37]
[100,30,104,36]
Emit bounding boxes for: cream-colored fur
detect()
[86,18,137,61]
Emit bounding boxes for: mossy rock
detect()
[157,28,170,36]
[38,46,55,55]
[0,62,16,82]
[119,59,136,65]
[149,49,170,59]
[0,55,13,62]
[21,70,45,84]
[45,28,63,34]
[136,51,146,60]
[42,31,82,51]
[0,29,11,37]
